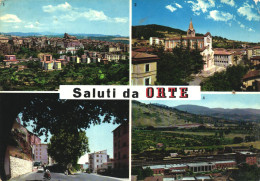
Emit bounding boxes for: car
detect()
[37,166,44,172]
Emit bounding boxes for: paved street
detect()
[10,171,129,181]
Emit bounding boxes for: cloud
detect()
[248,28,255,32]
[187,0,215,15]
[175,3,183,8]
[208,10,234,21]
[0,14,22,23]
[166,5,177,12]
[220,0,235,7]
[24,24,35,28]
[114,17,128,23]
[81,9,108,21]
[58,9,127,23]
[237,21,255,32]
[237,2,260,21]
[44,2,127,23]
[237,21,245,28]
[43,2,72,13]
[254,0,260,5]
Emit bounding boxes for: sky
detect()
[139,93,260,109]
[0,0,129,36]
[133,0,260,42]
[78,123,119,164]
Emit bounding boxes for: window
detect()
[145,64,150,72]
[145,77,150,86]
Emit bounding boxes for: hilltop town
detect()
[132,22,260,91]
[0,33,129,90]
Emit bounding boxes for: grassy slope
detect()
[132,101,219,127]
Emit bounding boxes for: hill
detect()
[132,101,220,127]
[132,101,260,128]
[175,105,260,122]
[132,24,259,48]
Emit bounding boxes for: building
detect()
[4,119,41,179]
[3,55,19,66]
[113,122,129,170]
[150,20,214,71]
[33,144,49,165]
[242,70,260,91]
[214,48,233,67]
[236,151,257,165]
[132,51,159,85]
[88,150,108,173]
[143,160,236,175]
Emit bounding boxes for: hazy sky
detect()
[139,93,260,109]
[0,0,129,36]
[133,0,260,42]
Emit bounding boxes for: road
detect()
[10,171,129,181]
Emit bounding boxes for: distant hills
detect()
[174,104,260,121]
[0,32,124,38]
[0,32,128,43]
[132,101,260,127]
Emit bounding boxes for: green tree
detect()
[76,48,85,57]
[233,137,243,144]
[156,38,204,85]
[48,129,89,166]
[201,65,249,91]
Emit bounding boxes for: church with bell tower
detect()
[149,19,215,71]
[187,19,195,38]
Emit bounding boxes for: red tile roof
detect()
[243,70,260,80]
[132,51,159,63]
[214,48,232,55]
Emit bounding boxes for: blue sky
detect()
[0,0,129,36]
[140,93,260,109]
[133,0,260,42]
[78,123,119,164]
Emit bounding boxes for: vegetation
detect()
[0,60,129,90]
[132,166,153,180]
[132,101,260,161]
[231,164,260,181]
[201,65,249,91]
[48,129,89,166]
[156,39,204,85]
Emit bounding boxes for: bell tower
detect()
[187,19,195,37]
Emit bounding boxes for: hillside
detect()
[133,24,190,40]
[132,24,259,48]
[132,101,260,128]
[132,101,221,127]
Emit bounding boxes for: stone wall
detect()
[10,156,32,179]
